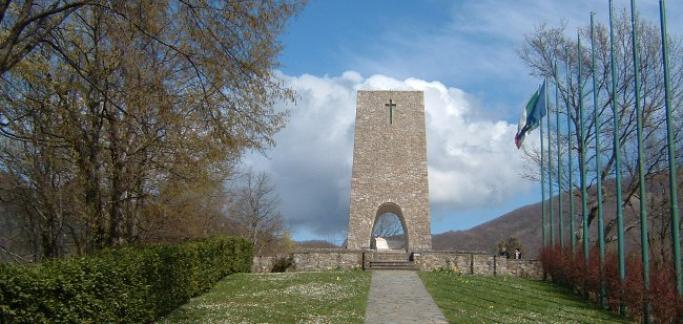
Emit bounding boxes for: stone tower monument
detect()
[346,90,431,251]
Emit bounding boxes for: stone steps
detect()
[370,252,412,261]
[368,260,417,270]
[364,252,416,270]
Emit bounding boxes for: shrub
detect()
[540,245,683,322]
[0,236,252,323]
[271,256,294,272]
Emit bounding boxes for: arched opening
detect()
[370,203,408,251]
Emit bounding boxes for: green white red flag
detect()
[515,81,547,149]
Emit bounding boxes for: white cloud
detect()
[243,71,536,237]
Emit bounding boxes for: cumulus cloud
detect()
[243,71,535,238]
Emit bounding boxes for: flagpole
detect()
[566,46,576,256]
[578,31,590,276]
[630,0,650,321]
[548,80,555,248]
[556,65,564,250]
[609,0,626,315]
[659,0,682,296]
[591,12,607,308]
[541,91,547,249]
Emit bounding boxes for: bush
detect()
[540,245,683,322]
[0,236,252,323]
[271,256,294,272]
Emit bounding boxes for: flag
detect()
[515,81,547,148]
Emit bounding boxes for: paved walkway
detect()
[364,271,448,324]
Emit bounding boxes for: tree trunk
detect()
[108,112,126,246]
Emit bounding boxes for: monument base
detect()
[251,249,542,279]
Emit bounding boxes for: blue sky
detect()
[243,0,683,243]
[277,0,529,122]
[278,1,453,78]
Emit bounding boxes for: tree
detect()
[0,0,94,75]
[228,171,284,256]
[519,11,683,250]
[0,0,303,260]
[497,237,524,258]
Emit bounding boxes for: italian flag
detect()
[515,81,547,149]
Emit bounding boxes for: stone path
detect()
[364,271,448,324]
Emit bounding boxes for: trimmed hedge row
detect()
[0,236,252,323]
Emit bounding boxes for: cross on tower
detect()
[385,98,396,124]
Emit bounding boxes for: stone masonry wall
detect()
[251,250,364,273]
[291,250,364,272]
[251,256,279,273]
[251,250,543,280]
[411,252,472,274]
[471,254,495,275]
[499,259,543,279]
[414,251,542,279]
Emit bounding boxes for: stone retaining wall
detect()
[252,249,542,280]
[291,250,364,272]
[502,259,544,279]
[252,249,364,273]
[251,256,279,273]
[412,251,542,279]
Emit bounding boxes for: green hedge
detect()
[0,236,252,323]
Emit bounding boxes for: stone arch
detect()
[370,202,409,251]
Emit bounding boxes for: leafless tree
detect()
[519,10,683,249]
[229,171,284,256]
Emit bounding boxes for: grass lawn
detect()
[160,271,371,323]
[420,272,630,323]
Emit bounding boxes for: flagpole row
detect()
[517,2,681,318]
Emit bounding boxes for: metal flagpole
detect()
[541,88,547,249]
[629,0,650,321]
[608,0,626,314]
[548,81,555,247]
[556,65,564,250]
[591,12,607,308]
[566,46,576,255]
[578,32,589,273]
[659,0,682,296]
